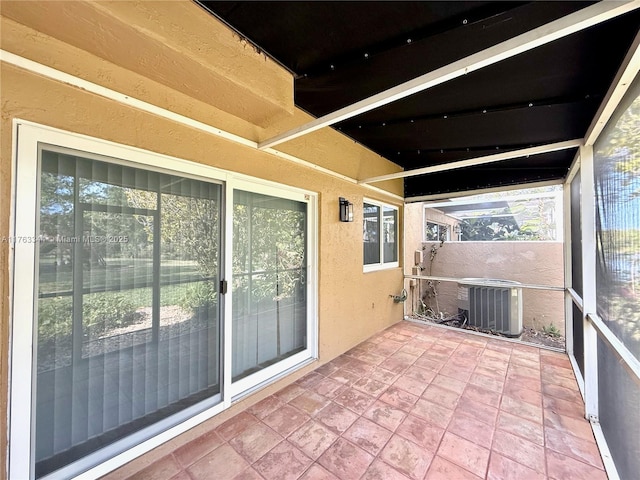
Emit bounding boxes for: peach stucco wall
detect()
[404,203,565,335]
[0,1,406,474]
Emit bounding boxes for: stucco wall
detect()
[0,1,405,474]
[404,202,565,335]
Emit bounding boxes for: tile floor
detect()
[103,321,607,480]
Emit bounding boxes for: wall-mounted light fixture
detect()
[339,197,354,222]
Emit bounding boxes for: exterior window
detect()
[425,221,450,242]
[363,200,398,270]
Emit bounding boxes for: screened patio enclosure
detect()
[200,3,640,478]
[3,1,640,479]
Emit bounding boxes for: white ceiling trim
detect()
[359,139,583,184]
[258,1,640,151]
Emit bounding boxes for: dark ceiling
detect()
[196,1,640,199]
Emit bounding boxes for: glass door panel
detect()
[35,151,222,477]
[232,190,307,382]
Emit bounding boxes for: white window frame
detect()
[363,198,399,272]
[423,218,451,242]
[9,120,318,480]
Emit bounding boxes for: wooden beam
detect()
[259,1,640,150]
[359,139,582,184]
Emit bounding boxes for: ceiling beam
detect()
[584,28,640,145]
[359,139,583,184]
[259,1,640,150]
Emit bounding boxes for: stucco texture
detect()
[0,1,405,474]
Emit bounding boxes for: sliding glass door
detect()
[34,150,222,477]
[232,190,309,384]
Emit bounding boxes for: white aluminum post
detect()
[580,144,599,421]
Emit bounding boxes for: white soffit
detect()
[258,1,640,151]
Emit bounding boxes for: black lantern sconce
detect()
[339,197,354,222]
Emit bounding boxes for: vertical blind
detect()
[36,151,222,477]
[232,190,307,381]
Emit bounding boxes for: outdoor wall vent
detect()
[457,279,523,337]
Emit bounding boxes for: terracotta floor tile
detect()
[253,441,312,480]
[232,467,265,480]
[187,444,250,480]
[229,422,283,463]
[328,368,361,385]
[541,363,575,380]
[392,374,428,396]
[333,387,376,415]
[168,471,192,480]
[462,383,501,408]
[454,397,498,427]
[369,367,401,384]
[315,362,340,377]
[546,448,607,480]
[263,404,310,437]
[436,432,490,478]
[540,353,572,369]
[411,398,454,429]
[543,410,594,441]
[487,452,546,480]
[318,438,374,480]
[379,386,419,411]
[431,374,466,394]
[216,412,259,441]
[380,434,433,480]
[505,374,542,393]
[374,340,404,357]
[379,357,413,375]
[274,383,306,403]
[510,356,541,370]
[297,372,325,389]
[500,395,543,424]
[492,430,546,474]
[496,411,544,445]
[403,365,437,385]
[288,420,338,460]
[396,414,444,453]
[328,356,352,368]
[469,372,504,392]
[173,429,224,467]
[311,377,345,399]
[399,344,426,357]
[502,384,542,407]
[542,383,583,404]
[248,395,285,420]
[421,384,460,409]
[361,459,411,480]
[364,400,408,431]
[414,355,446,372]
[447,412,494,447]
[315,402,359,434]
[542,395,584,420]
[353,377,388,397]
[298,464,340,480]
[439,364,473,382]
[474,365,507,380]
[541,372,577,390]
[343,358,376,376]
[131,455,181,480]
[353,350,386,366]
[545,427,603,468]
[343,416,393,456]
[290,391,332,417]
[425,456,483,480]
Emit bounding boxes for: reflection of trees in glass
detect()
[594,85,640,356]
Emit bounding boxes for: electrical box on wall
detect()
[414,250,423,265]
